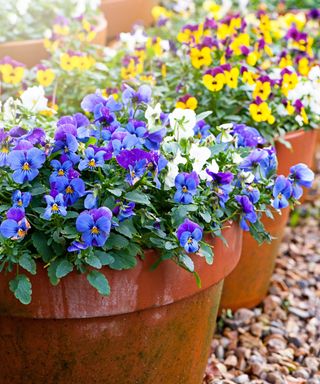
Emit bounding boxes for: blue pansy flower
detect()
[84,192,98,209]
[12,190,31,209]
[235,195,258,231]
[289,163,314,199]
[43,194,67,220]
[193,120,210,141]
[144,127,167,151]
[232,124,265,147]
[206,171,234,208]
[113,201,135,222]
[122,85,152,105]
[7,148,46,184]
[272,176,293,209]
[79,147,105,171]
[174,172,200,204]
[54,133,80,165]
[76,207,112,247]
[49,160,73,184]
[0,208,30,240]
[176,219,203,253]
[242,186,260,204]
[55,177,86,206]
[240,149,270,181]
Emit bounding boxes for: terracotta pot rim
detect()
[278,129,314,141]
[0,223,242,319]
[0,14,107,49]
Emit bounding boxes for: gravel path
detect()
[204,155,320,384]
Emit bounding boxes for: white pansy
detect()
[239,171,255,184]
[238,0,249,13]
[189,144,211,173]
[3,97,19,121]
[145,103,162,126]
[277,103,289,117]
[295,115,304,127]
[160,39,170,52]
[308,66,320,82]
[232,152,243,165]
[169,108,196,141]
[164,151,187,188]
[120,28,148,52]
[199,159,219,181]
[20,86,49,113]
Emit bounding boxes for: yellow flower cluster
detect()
[60,53,95,72]
[0,64,24,85]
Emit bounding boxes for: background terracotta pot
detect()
[101,0,157,41]
[0,14,108,68]
[220,209,289,311]
[0,223,242,384]
[275,129,317,175]
[220,129,317,311]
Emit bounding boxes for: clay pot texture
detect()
[0,15,108,68]
[0,223,242,384]
[101,0,157,40]
[220,129,317,311]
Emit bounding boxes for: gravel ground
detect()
[204,153,320,384]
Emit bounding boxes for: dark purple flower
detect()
[232,124,265,147]
[113,201,135,222]
[235,195,257,231]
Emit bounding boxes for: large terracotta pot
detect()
[220,129,317,312]
[0,223,242,384]
[101,0,157,41]
[0,15,108,68]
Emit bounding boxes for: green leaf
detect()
[179,254,194,272]
[199,243,214,265]
[56,260,73,278]
[196,111,212,121]
[165,241,178,250]
[125,191,150,205]
[109,249,138,270]
[108,188,123,197]
[200,211,211,224]
[47,261,60,286]
[115,219,137,239]
[19,254,36,275]
[105,233,129,250]
[85,255,102,269]
[87,271,110,296]
[94,251,114,266]
[31,185,47,196]
[65,211,79,219]
[31,232,54,262]
[9,275,32,305]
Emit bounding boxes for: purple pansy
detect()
[0,208,30,240]
[232,124,265,147]
[113,201,135,222]
[235,195,258,231]
[55,177,86,206]
[49,160,73,184]
[206,171,234,207]
[122,85,152,105]
[193,120,210,141]
[176,219,203,253]
[12,190,31,209]
[79,147,105,171]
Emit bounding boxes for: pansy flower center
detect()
[182,185,188,193]
[66,186,74,194]
[88,159,96,167]
[22,162,31,171]
[91,226,99,234]
[17,229,26,238]
[52,203,59,212]
[1,146,9,154]
[58,169,65,176]
[17,200,23,206]
[277,193,283,200]
[187,237,193,244]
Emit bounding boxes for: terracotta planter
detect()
[101,0,157,40]
[220,129,317,311]
[0,15,108,68]
[0,224,242,384]
[275,129,317,175]
[220,209,289,311]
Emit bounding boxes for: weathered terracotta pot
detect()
[0,223,242,384]
[0,15,107,68]
[220,129,317,311]
[101,0,157,40]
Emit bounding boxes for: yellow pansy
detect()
[253,80,271,101]
[134,48,146,62]
[176,95,198,110]
[161,63,167,78]
[177,24,203,45]
[140,75,156,86]
[60,53,76,71]
[121,59,143,80]
[230,34,250,55]
[190,47,212,69]
[283,13,306,30]
[279,54,293,69]
[242,70,256,86]
[36,68,55,87]
[281,72,298,96]
[224,67,239,89]
[286,101,295,115]
[203,1,222,19]
[146,37,163,57]
[53,24,70,36]
[247,51,260,67]
[151,6,171,22]
[259,14,271,32]
[298,57,310,76]
[203,71,225,92]
[301,108,309,124]
[1,64,24,85]
[250,101,275,124]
